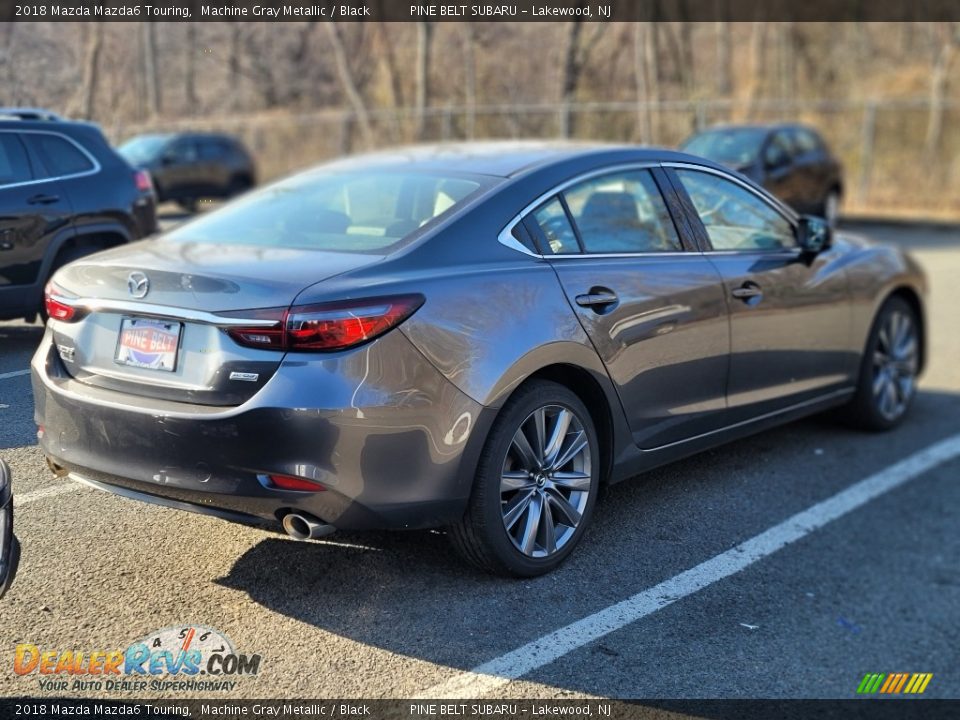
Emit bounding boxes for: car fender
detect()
[836,235,927,370]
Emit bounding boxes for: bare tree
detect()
[740,22,767,120]
[142,22,162,117]
[324,22,375,148]
[925,23,959,156]
[77,24,104,120]
[185,23,198,112]
[414,22,433,140]
[463,24,477,139]
[715,20,732,97]
[633,22,656,143]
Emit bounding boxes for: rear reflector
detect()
[223,294,423,352]
[268,475,326,492]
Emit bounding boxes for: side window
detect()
[0,134,33,186]
[531,197,579,255]
[792,128,822,155]
[675,169,796,251]
[562,170,681,253]
[168,140,198,163]
[764,133,793,167]
[26,134,94,177]
[198,140,226,160]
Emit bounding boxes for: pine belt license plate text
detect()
[115,317,182,372]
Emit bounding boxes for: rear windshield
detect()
[166,169,486,253]
[118,134,172,164]
[681,129,768,166]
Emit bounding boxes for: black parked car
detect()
[680,123,843,226]
[118,132,256,213]
[0,110,157,322]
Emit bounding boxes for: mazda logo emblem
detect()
[127,271,150,299]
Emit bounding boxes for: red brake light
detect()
[267,475,326,492]
[286,295,423,351]
[223,295,423,352]
[134,169,154,193]
[44,282,79,322]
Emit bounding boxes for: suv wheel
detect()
[449,380,600,577]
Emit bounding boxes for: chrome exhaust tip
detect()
[281,512,335,541]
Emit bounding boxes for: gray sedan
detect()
[31,144,926,576]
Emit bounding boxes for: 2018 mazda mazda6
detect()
[32,143,926,576]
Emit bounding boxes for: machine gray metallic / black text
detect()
[31,143,926,576]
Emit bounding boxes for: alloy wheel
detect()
[500,404,592,558]
[872,309,918,421]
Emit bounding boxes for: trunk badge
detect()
[127,271,150,299]
[229,371,259,382]
[56,344,75,363]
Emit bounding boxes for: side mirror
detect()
[0,460,20,599]
[798,215,832,254]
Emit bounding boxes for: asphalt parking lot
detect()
[1,219,958,701]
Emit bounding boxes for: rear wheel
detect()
[449,380,600,577]
[841,296,919,431]
[178,197,199,214]
[227,174,253,198]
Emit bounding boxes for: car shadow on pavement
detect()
[214,389,960,680]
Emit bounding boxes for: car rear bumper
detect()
[32,328,492,532]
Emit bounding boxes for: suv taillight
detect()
[223,295,424,352]
[134,169,153,193]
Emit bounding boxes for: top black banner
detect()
[3,0,960,22]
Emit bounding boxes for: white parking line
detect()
[14,483,82,508]
[0,369,30,381]
[417,433,960,699]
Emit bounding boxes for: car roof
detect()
[314,141,721,179]
[0,117,99,132]
[693,122,819,135]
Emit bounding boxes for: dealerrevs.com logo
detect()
[14,625,261,693]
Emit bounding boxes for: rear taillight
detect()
[223,307,287,350]
[266,474,326,492]
[223,295,423,352]
[134,169,153,193]
[44,282,82,323]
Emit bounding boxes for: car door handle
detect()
[575,290,619,309]
[731,283,763,301]
[27,194,60,205]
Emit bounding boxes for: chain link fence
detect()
[106,98,960,219]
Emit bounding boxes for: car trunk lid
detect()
[47,238,383,406]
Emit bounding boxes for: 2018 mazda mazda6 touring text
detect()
[32,143,926,576]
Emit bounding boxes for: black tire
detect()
[840,296,920,432]
[449,380,600,577]
[178,198,199,214]
[227,174,253,198]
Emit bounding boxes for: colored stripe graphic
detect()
[858,672,933,694]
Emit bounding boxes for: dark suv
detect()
[680,123,844,226]
[0,110,157,322]
[118,132,256,212]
